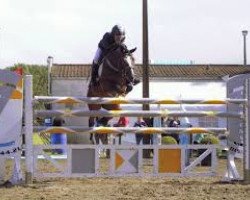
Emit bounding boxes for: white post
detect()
[244,79,250,183]
[47,56,53,96]
[25,75,34,184]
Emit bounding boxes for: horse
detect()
[87,45,137,145]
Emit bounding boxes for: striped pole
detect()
[33,126,227,135]
[33,96,247,105]
[35,110,243,119]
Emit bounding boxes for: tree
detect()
[7,63,48,96]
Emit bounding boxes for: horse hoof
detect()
[133,78,140,85]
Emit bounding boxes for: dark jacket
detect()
[98,32,126,54]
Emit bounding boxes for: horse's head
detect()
[116,45,136,82]
[99,45,136,93]
[106,44,136,72]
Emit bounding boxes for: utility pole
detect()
[142,0,151,158]
[242,30,248,66]
[142,0,149,110]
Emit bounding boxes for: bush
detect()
[162,136,177,144]
[200,135,219,144]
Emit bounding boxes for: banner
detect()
[0,69,23,156]
[227,74,250,158]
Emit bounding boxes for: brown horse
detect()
[87,45,137,144]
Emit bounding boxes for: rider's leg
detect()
[91,48,104,85]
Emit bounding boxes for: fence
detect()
[24,75,250,183]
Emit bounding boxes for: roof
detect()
[51,64,250,80]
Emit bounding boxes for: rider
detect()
[91,24,140,93]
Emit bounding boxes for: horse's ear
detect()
[129,47,137,54]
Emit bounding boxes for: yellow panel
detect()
[10,90,23,99]
[158,149,181,173]
[115,152,124,170]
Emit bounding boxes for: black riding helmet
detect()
[111,25,125,36]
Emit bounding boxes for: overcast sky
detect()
[0,0,249,68]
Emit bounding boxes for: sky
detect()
[0,0,249,68]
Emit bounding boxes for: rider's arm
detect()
[99,33,127,53]
[98,33,114,51]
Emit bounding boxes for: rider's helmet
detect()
[111,25,125,44]
[111,24,125,36]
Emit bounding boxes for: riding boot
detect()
[91,63,100,86]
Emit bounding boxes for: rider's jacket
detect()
[98,32,126,55]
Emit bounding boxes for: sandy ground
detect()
[0,159,250,200]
